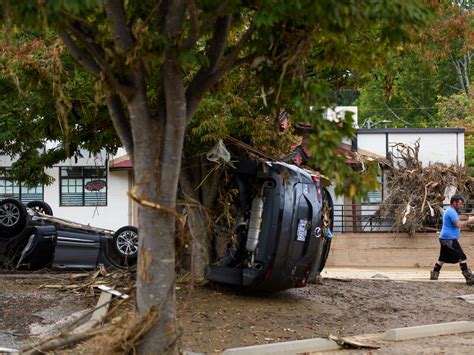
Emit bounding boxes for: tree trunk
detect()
[185,199,210,280]
[179,165,210,279]
[133,55,186,353]
[124,90,178,353]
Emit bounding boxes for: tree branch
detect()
[143,0,163,27]
[182,0,230,50]
[207,15,232,73]
[162,0,186,41]
[452,57,467,94]
[218,22,256,73]
[59,31,101,77]
[182,0,199,50]
[160,52,187,204]
[185,15,232,121]
[234,53,265,68]
[199,0,230,39]
[62,22,135,98]
[59,9,97,34]
[463,52,470,94]
[104,0,135,54]
[62,22,107,68]
[107,95,134,157]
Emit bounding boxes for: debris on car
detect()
[206,159,333,291]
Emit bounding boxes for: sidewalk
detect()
[321,266,465,282]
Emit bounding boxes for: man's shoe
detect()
[430,270,439,280]
[462,270,474,285]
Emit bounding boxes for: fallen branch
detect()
[22,325,113,354]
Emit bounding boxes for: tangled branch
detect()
[375,141,473,236]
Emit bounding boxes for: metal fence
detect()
[332,201,473,233]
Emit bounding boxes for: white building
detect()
[329,127,466,233]
[0,149,134,231]
[0,122,466,232]
[357,128,465,166]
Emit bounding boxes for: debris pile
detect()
[19,268,139,354]
[38,265,136,298]
[375,141,473,236]
[20,267,198,354]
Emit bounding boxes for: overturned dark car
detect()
[0,198,138,271]
[206,160,333,292]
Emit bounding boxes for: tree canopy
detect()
[1,0,432,351]
[357,1,472,128]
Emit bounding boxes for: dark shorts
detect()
[438,239,467,263]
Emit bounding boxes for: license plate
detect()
[296,219,308,241]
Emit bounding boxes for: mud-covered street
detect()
[176,274,474,352]
[1,269,474,353]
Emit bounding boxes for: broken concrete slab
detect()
[0,346,19,354]
[456,294,474,304]
[383,321,474,341]
[0,332,20,354]
[222,337,340,354]
[73,291,112,333]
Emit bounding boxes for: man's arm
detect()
[454,216,474,228]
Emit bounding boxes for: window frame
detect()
[0,168,44,202]
[59,166,108,207]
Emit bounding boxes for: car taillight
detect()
[311,175,321,202]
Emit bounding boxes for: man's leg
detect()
[430,261,444,280]
[460,260,474,285]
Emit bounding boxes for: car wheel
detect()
[26,201,53,216]
[322,188,334,232]
[113,226,139,261]
[318,188,334,272]
[0,198,28,237]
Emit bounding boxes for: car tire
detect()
[113,226,139,261]
[317,188,334,273]
[26,201,53,216]
[322,188,334,231]
[0,198,28,237]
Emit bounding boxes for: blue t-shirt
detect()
[440,207,460,240]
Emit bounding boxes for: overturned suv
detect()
[0,199,138,271]
[206,160,333,292]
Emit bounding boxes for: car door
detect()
[16,226,56,271]
[52,229,101,270]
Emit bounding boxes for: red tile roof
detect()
[109,155,133,170]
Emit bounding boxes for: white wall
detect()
[388,133,464,166]
[357,129,465,166]
[357,134,386,157]
[43,168,131,231]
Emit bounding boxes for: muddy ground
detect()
[1,271,473,353]
[176,277,474,352]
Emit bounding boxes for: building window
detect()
[0,168,44,203]
[364,174,383,203]
[60,166,107,206]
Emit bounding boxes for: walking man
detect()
[431,194,474,284]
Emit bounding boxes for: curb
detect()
[383,321,474,342]
[218,321,474,354]
[222,338,340,354]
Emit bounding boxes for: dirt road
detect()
[176,275,474,352]
[1,270,473,353]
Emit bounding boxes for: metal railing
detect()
[332,202,473,233]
